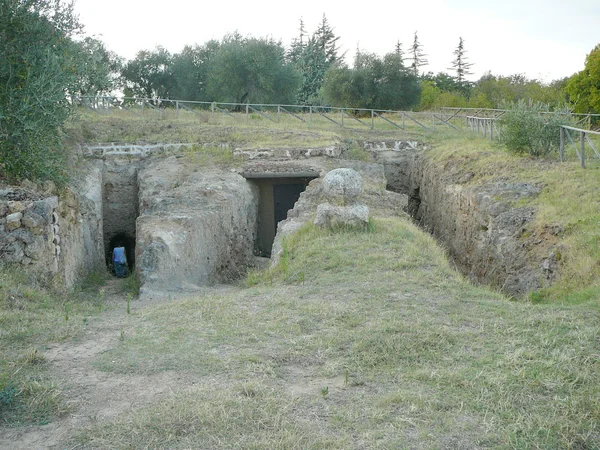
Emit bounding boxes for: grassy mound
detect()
[74,218,600,448]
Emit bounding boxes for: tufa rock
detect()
[315,203,370,230]
[322,168,364,205]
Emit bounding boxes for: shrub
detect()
[499,100,573,157]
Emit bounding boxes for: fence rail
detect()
[75,96,600,169]
[560,126,600,168]
[74,96,474,132]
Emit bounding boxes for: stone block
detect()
[3,241,24,263]
[314,202,370,230]
[322,168,364,205]
[32,198,57,222]
[8,201,25,214]
[22,211,45,235]
[24,236,46,260]
[10,228,35,245]
[6,212,23,231]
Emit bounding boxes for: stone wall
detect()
[0,163,105,287]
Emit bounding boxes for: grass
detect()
[72,218,600,449]
[0,267,101,425]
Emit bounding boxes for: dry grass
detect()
[73,218,600,449]
[0,268,104,425]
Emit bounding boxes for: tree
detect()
[288,18,307,64]
[121,47,175,101]
[206,35,300,105]
[321,51,421,111]
[408,31,428,76]
[292,15,342,105]
[313,14,340,65]
[0,0,95,183]
[77,37,123,97]
[170,41,219,101]
[450,37,473,86]
[566,44,600,114]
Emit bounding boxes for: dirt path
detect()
[0,280,208,450]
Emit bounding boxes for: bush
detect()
[0,0,93,184]
[499,101,573,157]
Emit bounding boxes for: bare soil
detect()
[0,280,196,450]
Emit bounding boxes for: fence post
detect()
[371,110,374,130]
[309,106,312,125]
[490,119,494,140]
[211,102,215,120]
[176,101,179,118]
[580,131,586,168]
[559,127,565,162]
[341,108,344,127]
[402,112,405,130]
[277,105,281,123]
[246,104,249,119]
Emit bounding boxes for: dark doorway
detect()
[107,233,135,275]
[274,184,305,225]
[245,175,316,257]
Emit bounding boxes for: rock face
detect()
[136,157,259,295]
[314,168,370,230]
[376,146,561,298]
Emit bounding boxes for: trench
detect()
[244,174,318,257]
[378,147,553,298]
[102,165,139,276]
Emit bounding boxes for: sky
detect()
[73,0,600,83]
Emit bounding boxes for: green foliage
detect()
[321,51,421,111]
[566,44,600,114]
[499,101,573,156]
[206,34,300,105]
[449,37,473,87]
[121,46,175,100]
[77,37,123,97]
[473,72,568,109]
[291,15,341,105]
[0,0,85,183]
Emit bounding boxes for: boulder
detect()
[322,168,364,205]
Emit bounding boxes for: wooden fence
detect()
[74,96,462,133]
[560,126,600,168]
